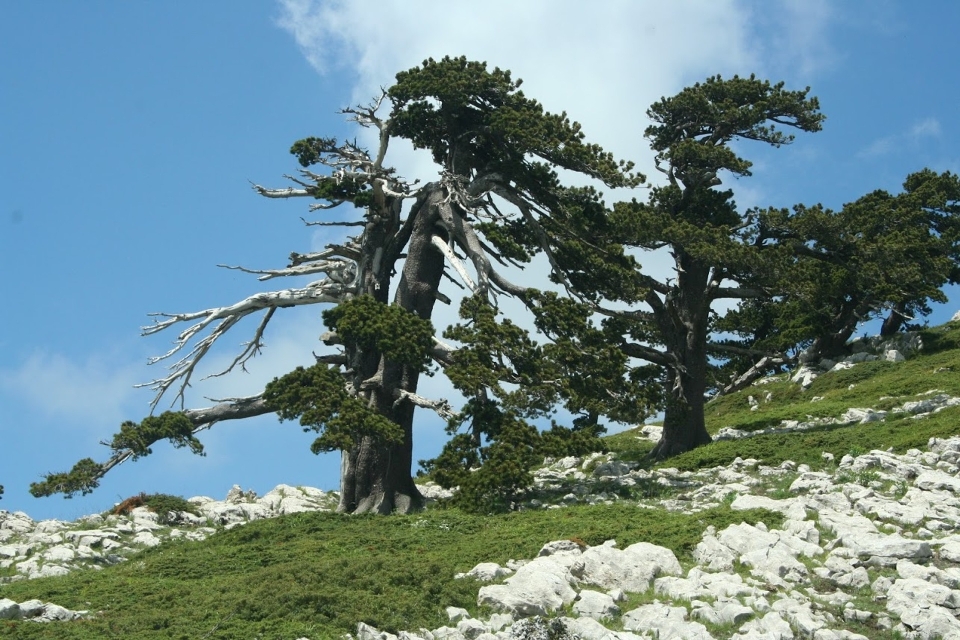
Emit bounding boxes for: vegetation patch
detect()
[103,493,200,526]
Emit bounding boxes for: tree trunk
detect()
[650,340,713,459]
[880,302,908,337]
[649,254,712,459]
[338,187,447,514]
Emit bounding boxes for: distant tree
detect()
[30,57,637,514]
[777,170,960,358]
[714,169,960,377]
[526,75,824,458]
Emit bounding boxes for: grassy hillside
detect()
[607,322,960,471]
[0,505,779,639]
[3,321,960,639]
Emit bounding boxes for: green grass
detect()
[0,506,780,639]
[607,323,960,473]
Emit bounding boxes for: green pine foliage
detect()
[389,56,643,197]
[264,363,403,454]
[30,413,204,499]
[30,458,105,499]
[322,295,436,373]
[730,169,960,360]
[110,412,204,461]
[288,136,374,207]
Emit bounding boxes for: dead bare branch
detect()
[139,280,349,409]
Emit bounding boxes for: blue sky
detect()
[2,1,958,521]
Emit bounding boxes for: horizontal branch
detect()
[250,183,312,199]
[620,341,671,367]
[35,396,275,498]
[715,355,791,397]
[302,218,367,227]
[707,342,782,358]
[394,390,455,421]
[218,258,357,283]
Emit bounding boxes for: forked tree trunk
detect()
[880,302,908,337]
[338,187,447,514]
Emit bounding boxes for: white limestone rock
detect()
[476,555,581,616]
[456,617,487,639]
[940,541,960,563]
[730,494,807,520]
[693,527,737,571]
[575,541,680,594]
[573,589,619,621]
[559,615,628,640]
[41,544,76,563]
[132,531,161,548]
[841,408,886,424]
[622,602,714,639]
[357,621,400,640]
[456,562,513,582]
[771,596,828,637]
[0,598,20,620]
[915,469,960,493]
[735,610,793,639]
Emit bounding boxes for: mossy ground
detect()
[4,322,960,638]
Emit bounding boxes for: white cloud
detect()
[743,0,838,80]
[910,117,942,138]
[275,0,760,183]
[0,350,143,429]
[858,117,943,159]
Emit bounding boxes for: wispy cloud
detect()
[910,117,942,138]
[858,117,943,158]
[743,0,838,80]
[0,350,143,429]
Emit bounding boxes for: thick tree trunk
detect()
[338,187,447,514]
[649,254,712,460]
[650,341,713,459]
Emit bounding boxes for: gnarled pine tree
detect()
[31,57,637,513]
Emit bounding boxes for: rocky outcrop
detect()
[353,435,960,640]
[0,484,337,585]
[790,332,924,390]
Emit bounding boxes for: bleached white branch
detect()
[250,183,312,199]
[715,355,791,397]
[394,390,455,421]
[431,235,477,293]
[218,258,357,283]
[302,218,367,227]
[139,280,349,409]
[205,307,275,380]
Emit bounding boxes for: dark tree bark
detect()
[649,252,712,458]
[880,302,909,337]
[339,187,447,514]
